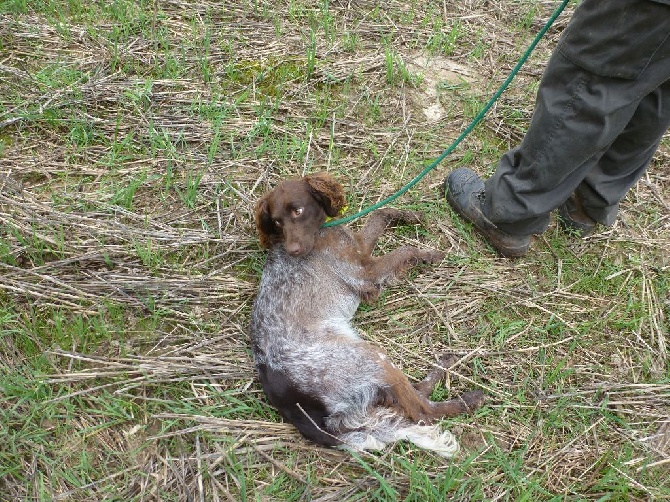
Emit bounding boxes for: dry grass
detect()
[1,0,669,500]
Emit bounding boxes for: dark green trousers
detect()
[484,0,670,236]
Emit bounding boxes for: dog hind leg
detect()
[413,353,459,397]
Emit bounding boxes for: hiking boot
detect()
[444,168,530,258]
[556,193,597,237]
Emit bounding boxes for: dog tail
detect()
[331,409,460,458]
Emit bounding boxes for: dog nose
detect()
[286,243,304,256]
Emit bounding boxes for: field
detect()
[1,0,669,500]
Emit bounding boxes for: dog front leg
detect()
[355,208,425,256]
[367,246,444,286]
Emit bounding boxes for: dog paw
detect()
[360,285,381,304]
[437,353,459,369]
[398,210,425,224]
[377,208,424,225]
[420,250,445,264]
[460,390,485,413]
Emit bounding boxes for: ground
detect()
[0,0,669,500]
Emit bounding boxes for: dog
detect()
[249,172,484,456]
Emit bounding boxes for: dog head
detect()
[255,172,346,256]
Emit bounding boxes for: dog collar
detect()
[325,205,348,223]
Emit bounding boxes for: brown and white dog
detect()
[249,172,484,456]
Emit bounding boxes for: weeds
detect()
[0,0,668,500]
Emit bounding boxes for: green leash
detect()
[323,0,571,228]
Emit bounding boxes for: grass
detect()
[1,0,669,500]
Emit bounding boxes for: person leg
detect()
[482,51,643,236]
[574,79,670,226]
[446,51,661,253]
[446,0,670,254]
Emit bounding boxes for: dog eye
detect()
[292,207,303,218]
[274,219,282,227]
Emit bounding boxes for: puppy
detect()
[250,172,484,456]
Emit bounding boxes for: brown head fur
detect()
[254,172,346,256]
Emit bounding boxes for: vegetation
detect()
[1,0,668,500]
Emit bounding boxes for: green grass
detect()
[1,0,669,500]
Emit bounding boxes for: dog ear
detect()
[254,194,278,249]
[304,172,346,217]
